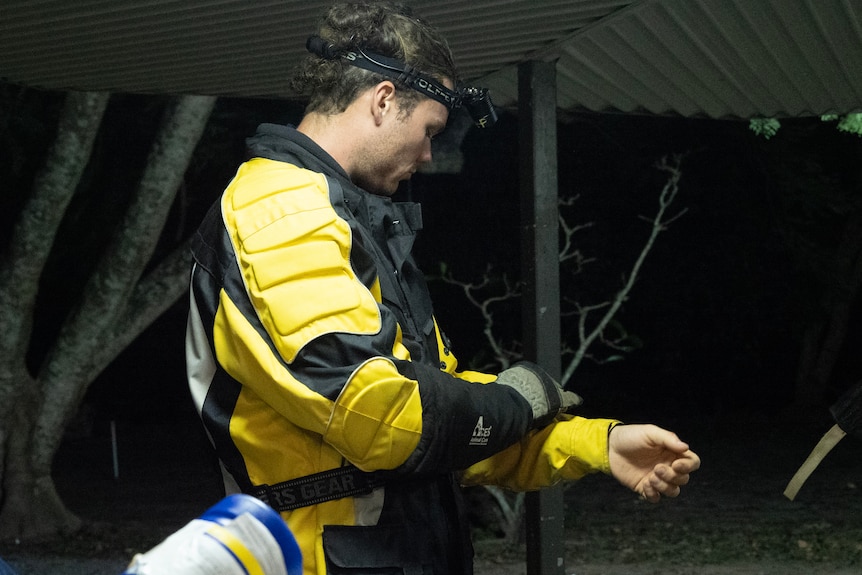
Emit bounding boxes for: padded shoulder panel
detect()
[222,158,381,363]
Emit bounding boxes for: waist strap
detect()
[251,466,385,512]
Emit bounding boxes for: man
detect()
[185,2,700,574]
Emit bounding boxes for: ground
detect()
[1,409,860,574]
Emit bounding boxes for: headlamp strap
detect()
[305,35,497,128]
[306,35,461,110]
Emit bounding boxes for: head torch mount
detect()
[306,35,497,128]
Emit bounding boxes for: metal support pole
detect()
[518,60,565,575]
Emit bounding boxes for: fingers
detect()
[650,428,690,455]
[667,450,701,481]
[610,424,701,503]
[642,458,696,502]
[648,466,679,498]
[658,463,689,486]
[675,449,701,472]
[560,389,583,410]
[641,484,661,503]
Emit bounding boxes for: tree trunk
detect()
[32,94,216,476]
[0,91,109,538]
[794,208,862,407]
[0,400,81,540]
[0,92,215,541]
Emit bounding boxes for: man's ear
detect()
[371,81,397,125]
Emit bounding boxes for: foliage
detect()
[822,112,862,137]
[750,112,862,139]
[749,117,782,140]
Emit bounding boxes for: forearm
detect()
[213,294,535,475]
[459,415,620,491]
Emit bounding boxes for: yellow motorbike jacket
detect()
[186,124,617,575]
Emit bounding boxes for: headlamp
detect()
[306,35,497,128]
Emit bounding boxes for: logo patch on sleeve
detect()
[469,416,492,446]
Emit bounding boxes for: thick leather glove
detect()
[496,361,583,428]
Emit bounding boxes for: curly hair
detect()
[290,1,460,116]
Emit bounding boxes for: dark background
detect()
[77,102,862,437]
[5,88,858,443]
[5,89,862,570]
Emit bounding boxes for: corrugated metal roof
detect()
[1,0,861,119]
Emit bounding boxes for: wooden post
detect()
[519,59,565,575]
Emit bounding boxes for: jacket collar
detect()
[246,123,424,239]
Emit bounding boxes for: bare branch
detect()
[84,238,193,385]
[483,487,525,545]
[0,92,109,378]
[560,154,687,386]
[558,196,595,268]
[438,154,686,546]
[439,265,522,370]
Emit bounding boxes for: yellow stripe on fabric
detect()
[213,294,333,435]
[204,524,265,575]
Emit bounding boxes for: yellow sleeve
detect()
[459,416,620,491]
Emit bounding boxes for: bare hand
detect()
[608,424,700,502]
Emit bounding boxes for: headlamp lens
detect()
[460,87,497,129]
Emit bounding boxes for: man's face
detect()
[353,94,449,196]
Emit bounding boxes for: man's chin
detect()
[353,176,393,196]
[374,180,402,197]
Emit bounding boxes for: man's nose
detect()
[419,139,433,164]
